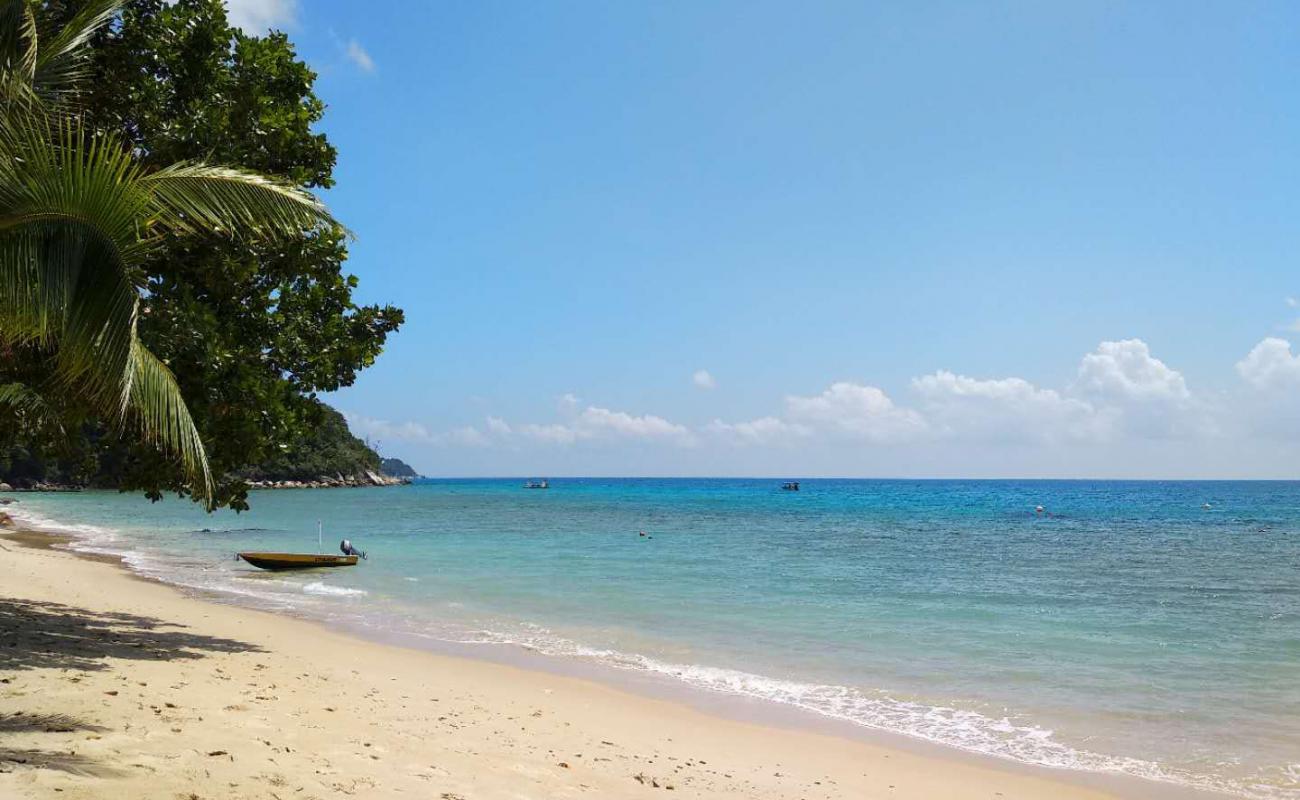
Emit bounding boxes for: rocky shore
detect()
[244,470,412,490]
[0,481,79,493]
[0,471,412,494]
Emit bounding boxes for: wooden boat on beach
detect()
[237,552,358,570]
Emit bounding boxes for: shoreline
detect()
[0,523,1231,800]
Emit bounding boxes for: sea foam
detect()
[303,581,368,597]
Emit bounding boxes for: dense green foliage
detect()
[379,458,418,479]
[0,0,403,509]
[243,405,379,482]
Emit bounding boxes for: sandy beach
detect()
[0,528,1141,800]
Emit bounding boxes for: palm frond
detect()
[30,0,121,107]
[142,163,343,239]
[129,341,215,509]
[0,112,212,504]
[0,380,64,435]
[0,1,40,108]
[0,1,38,77]
[0,3,348,511]
[0,380,44,414]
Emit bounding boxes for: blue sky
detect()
[230,1,1300,477]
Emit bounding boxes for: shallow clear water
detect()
[7,479,1299,798]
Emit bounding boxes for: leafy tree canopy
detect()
[1,0,403,510]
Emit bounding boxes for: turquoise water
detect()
[7,479,1299,798]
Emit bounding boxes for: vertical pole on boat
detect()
[317,519,322,554]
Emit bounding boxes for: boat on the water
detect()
[782,481,800,491]
[237,552,358,570]
[524,479,549,489]
[237,521,363,570]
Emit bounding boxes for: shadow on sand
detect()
[0,713,107,734]
[0,747,122,778]
[0,597,263,780]
[0,597,262,673]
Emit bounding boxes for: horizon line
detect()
[400,475,1300,482]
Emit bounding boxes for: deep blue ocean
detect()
[7,479,1299,798]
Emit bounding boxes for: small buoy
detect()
[1035,505,1045,514]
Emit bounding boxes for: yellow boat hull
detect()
[237,552,358,570]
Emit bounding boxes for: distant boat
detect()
[524,479,550,489]
[782,481,800,491]
[237,552,358,570]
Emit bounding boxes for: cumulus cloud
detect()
[343,412,435,443]
[784,382,927,442]
[705,416,810,445]
[352,337,1284,465]
[503,403,697,447]
[693,369,717,390]
[1237,338,1300,391]
[1075,339,1189,402]
[1076,339,1217,438]
[344,412,499,448]
[344,39,375,72]
[912,371,1108,443]
[1231,338,1300,440]
[580,406,692,441]
[225,0,297,32]
[517,422,579,445]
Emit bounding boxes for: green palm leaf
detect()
[0,3,342,509]
[129,342,213,501]
[30,0,122,105]
[144,163,332,232]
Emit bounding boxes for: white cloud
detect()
[912,371,1108,443]
[344,412,495,448]
[579,406,692,441]
[225,0,297,32]
[705,416,809,445]
[558,393,581,413]
[1232,338,1300,441]
[1237,338,1300,391]
[518,422,580,445]
[784,382,927,442]
[1074,339,1190,402]
[444,426,487,447]
[1076,339,1218,438]
[345,39,375,73]
[348,338,1300,473]
[511,404,696,446]
[692,369,717,390]
[343,412,435,444]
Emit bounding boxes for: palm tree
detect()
[0,1,341,508]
